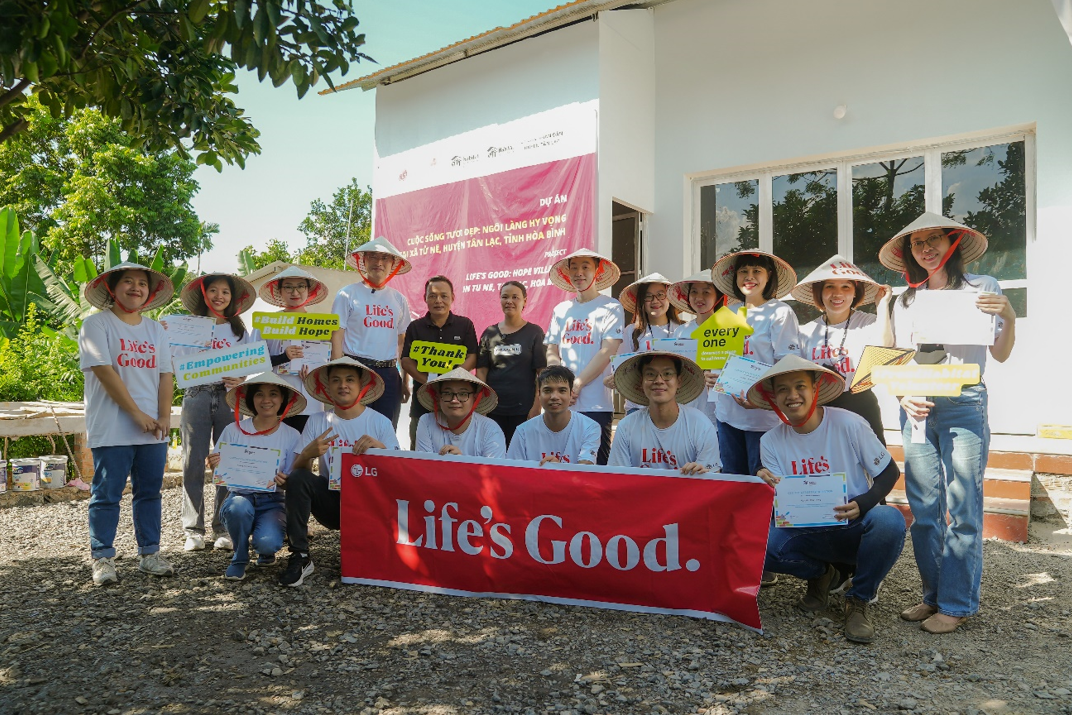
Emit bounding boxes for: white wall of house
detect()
[648,0,1072,434]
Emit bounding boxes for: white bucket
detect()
[10,458,40,491]
[40,455,68,490]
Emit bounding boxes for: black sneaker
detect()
[278,554,314,587]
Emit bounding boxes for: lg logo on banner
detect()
[351,465,378,478]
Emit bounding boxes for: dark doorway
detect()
[611,201,642,310]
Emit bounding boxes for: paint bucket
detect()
[10,458,41,491]
[40,455,68,490]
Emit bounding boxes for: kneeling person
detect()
[748,355,905,644]
[507,366,599,465]
[415,368,506,459]
[608,352,721,474]
[280,358,399,586]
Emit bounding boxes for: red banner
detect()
[375,153,595,331]
[340,451,774,630]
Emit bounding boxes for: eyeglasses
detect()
[280,283,308,293]
[642,370,677,383]
[643,292,668,303]
[910,235,946,251]
[439,390,473,403]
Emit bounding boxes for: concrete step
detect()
[891,468,1033,501]
[886,490,1030,542]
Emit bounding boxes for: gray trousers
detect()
[180,384,232,537]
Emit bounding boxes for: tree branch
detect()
[79,1,151,62]
[0,79,30,109]
[0,119,29,143]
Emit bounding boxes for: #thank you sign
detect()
[172,341,272,388]
[408,341,468,374]
[339,451,774,630]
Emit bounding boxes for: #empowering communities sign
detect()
[251,312,340,341]
[339,451,774,630]
[172,341,271,388]
[374,101,597,331]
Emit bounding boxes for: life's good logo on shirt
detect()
[810,346,852,374]
[561,318,594,345]
[117,338,157,368]
[211,337,233,349]
[540,451,571,463]
[790,455,831,476]
[640,448,679,468]
[493,343,522,357]
[364,303,395,329]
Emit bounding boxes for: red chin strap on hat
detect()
[200,280,230,320]
[106,278,166,314]
[900,229,965,289]
[432,389,485,432]
[234,389,298,436]
[558,260,606,294]
[314,371,373,411]
[357,254,403,290]
[273,280,322,309]
[759,378,825,429]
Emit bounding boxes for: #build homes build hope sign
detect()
[339,451,774,630]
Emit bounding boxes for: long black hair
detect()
[190,275,246,337]
[244,383,294,416]
[631,282,680,351]
[730,254,778,302]
[898,231,974,308]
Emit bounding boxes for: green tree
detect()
[238,238,294,273]
[0,0,370,168]
[295,178,371,269]
[0,99,205,268]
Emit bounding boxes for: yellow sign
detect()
[871,364,980,397]
[690,305,752,370]
[409,340,467,374]
[252,312,340,341]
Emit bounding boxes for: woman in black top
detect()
[476,281,547,447]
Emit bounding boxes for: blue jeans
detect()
[900,384,990,617]
[764,505,907,602]
[88,443,168,559]
[581,411,613,466]
[718,421,764,476]
[368,366,402,429]
[181,384,232,537]
[220,492,286,566]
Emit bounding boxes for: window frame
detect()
[690,130,1036,294]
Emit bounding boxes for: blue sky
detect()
[192,0,554,273]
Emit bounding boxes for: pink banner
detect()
[374,153,596,331]
[340,451,774,630]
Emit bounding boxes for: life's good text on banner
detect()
[339,451,773,630]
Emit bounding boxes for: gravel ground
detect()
[2,484,1071,715]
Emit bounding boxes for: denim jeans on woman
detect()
[900,384,990,618]
[717,422,764,476]
[89,442,168,559]
[180,383,233,537]
[220,491,286,565]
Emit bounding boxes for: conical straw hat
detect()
[417,367,498,415]
[548,248,621,293]
[745,355,845,410]
[613,351,705,407]
[258,266,328,308]
[618,272,673,314]
[303,357,385,406]
[790,255,881,308]
[878,212,988,273]
[710,250,797,299]
[668,271,720,314]
[225,371,308,416]
[345,236,412,275]
[83,261,174,312]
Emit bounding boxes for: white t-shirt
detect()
[171,322,262,384]
[506,411,600,464]
[760,406,891,502]
[616,322,680,411]
[891,274,1004,377]
[416,412,507,459]
[214,420,301,494]
[673,319,718,424]
[544,295,624,413]
[332,282,411,361]
[298,409,400,476]
[799,311,880,393]
[79,311,173,449]
[608,405,722,472]
[716,299,800,432]
[265,337,322,416]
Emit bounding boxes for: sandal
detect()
[900,603,938,622]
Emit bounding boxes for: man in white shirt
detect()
[415,368,506,459]
[748,355,905,644]
[608,352,721,474]
[544,249,624,464]
[331,236,413,428]
[507,366,599,465]
[280,358,400,587]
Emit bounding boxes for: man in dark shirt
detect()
[401,275,479,449]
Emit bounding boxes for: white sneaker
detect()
[184,534,205,552]
[138,552,175,577]
[213,535,233,551]
[92,557,118,586]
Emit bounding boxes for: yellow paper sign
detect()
[252,312,340,341]
[871,364,980,397]
[689,305,753,370]
[409,340,467,374]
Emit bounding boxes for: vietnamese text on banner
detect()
[339,451,773,630]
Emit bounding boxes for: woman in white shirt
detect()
[791,256,893,443]
[605,273,681,414]
[175,273,259,553]
[880,212,1016,634]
